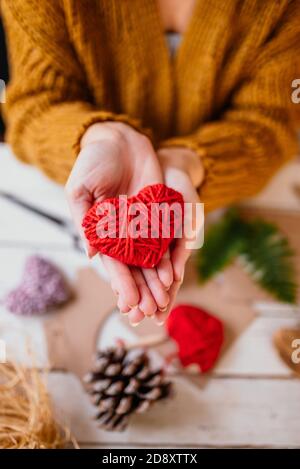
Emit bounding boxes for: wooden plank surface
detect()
[0,245,298,376]
[48,372,300,448]
[0,143,300,448]
[0,197,72,247]
[0,143,70,219]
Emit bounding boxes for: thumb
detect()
[65,185,97,258]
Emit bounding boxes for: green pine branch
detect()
[197,208,298,304]
[241,220,297,304]
[197,208,248,281]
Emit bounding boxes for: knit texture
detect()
[2,0,300,211]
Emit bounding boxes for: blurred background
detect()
[0,6,300,450]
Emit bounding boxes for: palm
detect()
[73,137,162,202]
[66,123,172,325]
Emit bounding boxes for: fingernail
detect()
[130,321,141,327]
[175,272,184,283]
[139,307,153,317]
[158,305,168,313]
[156,320,165,326]
[86,247,93,259]
[118,302,128,314]
[128,304,138,309]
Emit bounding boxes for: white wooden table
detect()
[0,143,300,449]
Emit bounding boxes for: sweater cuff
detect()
[159,137,206,189]
[15,105,154,184]
[72,110,153,155]
[159,125,280,213]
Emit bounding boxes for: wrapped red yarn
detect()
[166,304,224,373]
[82,184,184,268]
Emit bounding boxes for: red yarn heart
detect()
[166,304,224,373]
[82,184,184,268]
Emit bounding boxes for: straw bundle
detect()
[0,362,76,449]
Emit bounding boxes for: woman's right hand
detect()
[65,122,173,325]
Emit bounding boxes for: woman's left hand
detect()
[155,146,205,324]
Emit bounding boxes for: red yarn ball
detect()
[166,304,224,373]
[82,184,184,268]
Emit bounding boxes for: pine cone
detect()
[84,346,172,431]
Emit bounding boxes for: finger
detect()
[155,277,182,325]
[128,306,145,326]
[156,250,173,290]
[102,255,139,312]
[85,192,116,259]
[170,238,191,282]
[65,184,96,255]
[131,268,157,317]
[142,267,170,310]
[154,240,190,324]
[87,245,98,258]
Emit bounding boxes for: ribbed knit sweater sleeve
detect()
[161,4,300,211]
[2,0,299,210]
[1,0,142,183]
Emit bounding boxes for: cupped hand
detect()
[156,146,205,323]
[65,122,173,324]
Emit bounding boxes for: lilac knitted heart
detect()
[4,256,71,316]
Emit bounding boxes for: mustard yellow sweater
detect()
[2,0,300,211]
